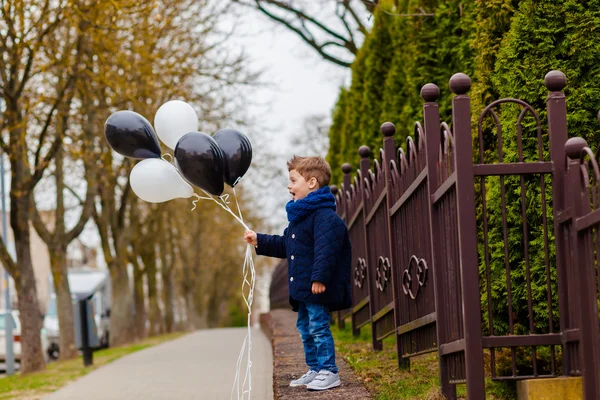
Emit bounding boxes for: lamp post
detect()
[0,98,14,375]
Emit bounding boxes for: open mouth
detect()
[290,191,295,199]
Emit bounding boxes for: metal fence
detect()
[329,70,600,399]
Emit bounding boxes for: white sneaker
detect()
[306,370,341,391]
[289,370,318,387]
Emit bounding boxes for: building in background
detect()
[0,210,102,315]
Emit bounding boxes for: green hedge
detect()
[328,0,600,371]
[328,0,475,183]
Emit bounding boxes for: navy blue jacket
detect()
[256,208,352,312]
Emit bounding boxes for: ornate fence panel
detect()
[341,163,371,336]
[360,146,396,349]
[382,120,437,369]
[467,72,570,392]
[420,77,485,398]
[561,136,600,399]
[332,184,353,328]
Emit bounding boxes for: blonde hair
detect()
[287,156,331,188]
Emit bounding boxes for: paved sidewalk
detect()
[44,328,273,400]
[261,309,371,399]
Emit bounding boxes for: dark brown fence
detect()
[328,70,600,399]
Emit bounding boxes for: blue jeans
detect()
[296,302,338,373]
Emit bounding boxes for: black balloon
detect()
[104,111,161,159]
[213,128,252,187]
[174,132,225,196]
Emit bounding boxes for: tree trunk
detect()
[49,246,77,360]
[109,261,136,346]
[145,256,162,336]
[12,194,45,373]
[132,260,146,339]
[162,268,174,333]
[185,291,207,330]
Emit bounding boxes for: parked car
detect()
[0,310,49,368]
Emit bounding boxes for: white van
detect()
[43,269,111,359]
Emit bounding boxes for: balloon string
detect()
[233,188,244,222]
[161,153,173,162]
[190,193,212,211]
[232,247,255,399]
[220,193,231,205]
[230,190,255,400]
[189,188,254,399]
[199,190,249,230]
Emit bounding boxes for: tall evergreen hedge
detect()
[328,0,475,183]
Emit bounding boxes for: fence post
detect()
[359,146,382,351]
[342,163,352,213]
[380,121,409,369]
[544,70,572,373]
[449,73,486,398]
[565,137,600,399]
[342,163,362,337]
[422,83,457,399]
[331,184,346,330]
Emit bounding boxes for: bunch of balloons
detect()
[104,101,256,400]
[104,100,252,203]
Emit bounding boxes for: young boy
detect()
[244,155,352,391]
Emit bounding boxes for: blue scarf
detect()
[286,186,336,223]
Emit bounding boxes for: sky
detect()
[226,8,352,230]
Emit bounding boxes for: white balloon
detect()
[154,100,199,150]
[130,158,194,203]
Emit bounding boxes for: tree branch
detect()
[235,0,355,67]
[93,196,114,268]
[343,0,368,35]
[256,1,352,67]
[258,0,349,42]
[117,176,131,230]
[29,135,63,190]
[0,231,17,278]
[15,1,66,99]
[65,178,96,244]
[30,197,54,245]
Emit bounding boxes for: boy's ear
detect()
[309,177,317,189]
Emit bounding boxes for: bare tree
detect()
[130,204,162,336]
[290,114,331,157]
[0,0,91,372]
[232,0,371,67]
[31,139,96,360]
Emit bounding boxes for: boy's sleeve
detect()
[256,228,288,259]
[312,212,346,284]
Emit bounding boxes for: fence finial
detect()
[544,70,566,92]
[421,83,440,102]
[381,122,395,137]
[565,137,587,159]
[330,185,338,195]
[342,163,352,174]
[358,146,371,159]
[449,73,471,95]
